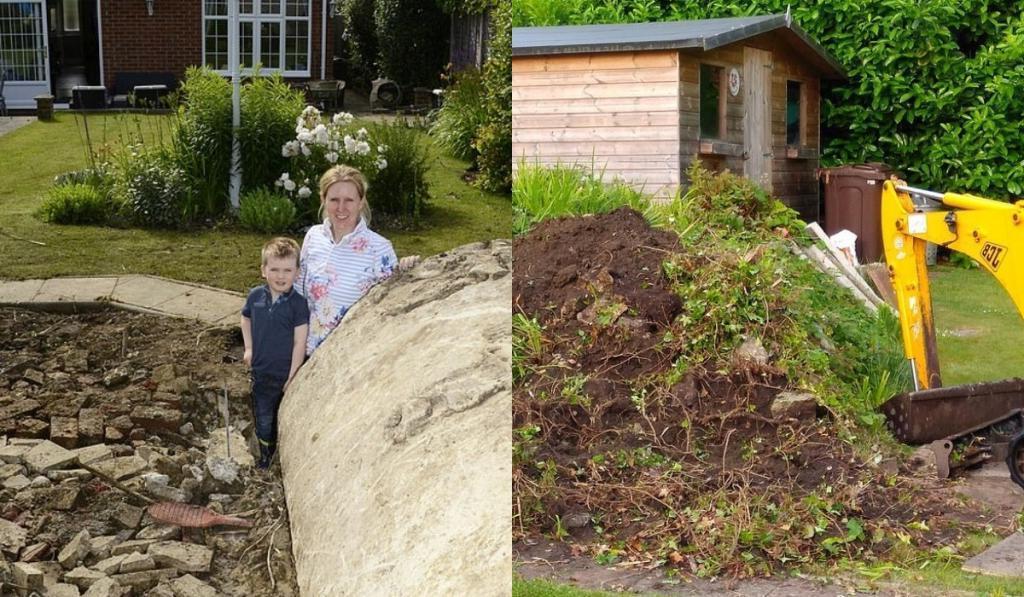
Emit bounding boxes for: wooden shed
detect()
[511,14,846,221]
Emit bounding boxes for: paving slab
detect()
[0,279,44,303]
[963,532,1024,576]
[0,116,34,137]
[109,277,192,311]
[151,286,243,323]
[34,278,119,303]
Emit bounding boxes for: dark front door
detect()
[47,0,99,100]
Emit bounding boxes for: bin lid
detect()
[817,162,895,181]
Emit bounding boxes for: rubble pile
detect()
[0,308,297,596]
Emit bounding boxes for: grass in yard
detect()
[929,264,1024,385]
[0,112,510,292]
[513,578,622,597]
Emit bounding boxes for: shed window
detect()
[786,80,803,146]
[699,64,725,139]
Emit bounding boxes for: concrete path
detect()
[0,275,244,327]
[0,116,34,137]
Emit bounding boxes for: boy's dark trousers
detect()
[250,372,287,468]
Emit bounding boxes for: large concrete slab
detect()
[34,278,118,303]
[151,287,243,324]
[963,532,1024,577]
[109,277,192,310]
[0,279,44,303]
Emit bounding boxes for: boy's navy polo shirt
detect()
[242,285,310,380]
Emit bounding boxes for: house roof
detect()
[512,14,846,79]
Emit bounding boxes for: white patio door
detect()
[0,0,50,108]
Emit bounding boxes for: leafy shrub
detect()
[367,119,430,219]
[430,69,488,164]
[339,0,379,87]
[114,148,188,229]
[38,184,110,225]
[239,188,297,233]
[171,67,232,221]
[275,107,393,222]
[239,73,306,193]
[475,0,511,193]
[374,0,450,87]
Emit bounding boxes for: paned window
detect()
[203,0,310,76]
[786,80,803,146]
[699,64,726,140]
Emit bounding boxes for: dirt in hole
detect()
[0,307,297,596]
[513,209,1016,584]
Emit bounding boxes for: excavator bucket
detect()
[881,378,1024,444]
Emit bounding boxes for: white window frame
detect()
[202,0,312,78]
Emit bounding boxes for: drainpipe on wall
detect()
[229,0,241,209]
[321,0,327,80]
[97,0,105,88]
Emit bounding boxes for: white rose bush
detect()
[275,106,391,221]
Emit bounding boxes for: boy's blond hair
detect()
[261,237,300,266]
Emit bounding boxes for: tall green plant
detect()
[239,73,306,193]
[366,120,430,220]
[172,67,232,220]
[430,68,487,165]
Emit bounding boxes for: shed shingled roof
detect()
[512,14,846,79]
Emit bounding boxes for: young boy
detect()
[241,237,310,469]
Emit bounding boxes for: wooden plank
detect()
[743,46,772,190]
[513,140,680,156]
[512,51,678,73]
[512,111,680,129]
[513,81,678,101]
[513,67,678,85]
[512,96,678,115]
[513,126,679,143]
[518,156,682,170]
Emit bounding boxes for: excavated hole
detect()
[0,306,298,596]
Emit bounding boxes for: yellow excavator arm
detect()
[881,180,1024,391]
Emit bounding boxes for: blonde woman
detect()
[297,165,400,355]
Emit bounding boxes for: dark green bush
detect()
[239,73,306,193]
[367,120,430,220]
[38,184,110,225]
[430,68,488,164]
[115,148,188,229]
[374,0,450,87]
[515,1,1024,198]
[340,0,380,87]
[239,187,297,233]
[475,0,511,193]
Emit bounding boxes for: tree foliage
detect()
[475,0,512,193]
[374,0,450,87]
[514,0,1024,197]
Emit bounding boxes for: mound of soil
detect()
[0,307,296,596]
[512,210,1002,576]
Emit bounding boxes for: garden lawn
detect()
[929,264,1024,385]
[0,112,510,293]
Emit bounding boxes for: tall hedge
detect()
[515,0,1024,198]
[374,0,450,87]
[475,0,511,193]
[339,0,379,87]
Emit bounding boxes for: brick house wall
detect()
[100,0,333,90]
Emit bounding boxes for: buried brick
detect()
[91,455,148,481]
[64,566,106,589]
[47,583,81,597]
[57,529,91,569]
[119,551,156,573]
[110,504,144,530]
[92,554,128,575]
[168,574,218,597]
[50,416,79,449]
[0,518,27,555]
[130,405,183,433]
[78,408,104,441]
[12,562,44,595]
[148,541,214,573]
[23,440,77,473]
[110,568,180,591]
[81,576,122,597]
